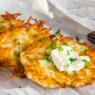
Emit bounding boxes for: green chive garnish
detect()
[82,59,88,63]
[58,46,63,51]
[33,18,37,22]
[54,29,60,36]
[27,56,33,60]
[48,42,57,49]
[17,42,20,45]
[42,39,47,43]
[64,42,69,46]
[84,62,89,67]
[0,25,5,30]
[82,59,89,67]
[67,50,70,55]
[32,34,37,38]
[69,58,75,64]
[44,56,50,61]
[14,51,20,57]
[83,48,87,54]
[75,36,80,42]
[38,39,47,43]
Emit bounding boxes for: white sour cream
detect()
[51,46,90,73]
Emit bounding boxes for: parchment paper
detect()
[0,0,95,95]
[49,0,95,30]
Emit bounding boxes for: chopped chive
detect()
[64,42,69,46]
[0,25,5,30]
[42,39,47,43]
[82,59,89,67]
[48,42,57,49]
[54,29,60,36]
[14,51,20,57]
[44,56,50,62]
[67,50,70,56]
[82,59,88,63]
[27,56,33,60]
[17,42,20,45]
[75,36,80,42]
[58,46,63,51]
[84,62,89,67]
[69,58,75,64]
[38,39,47,43]
[83,48,87,54]
[33,18,37,22]
[80,46,87,54]
[32,34,37,38]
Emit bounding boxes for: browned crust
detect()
[21,34,95,88]
[0,12,50,78]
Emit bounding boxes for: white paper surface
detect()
[0,0,95,95]
[49,0,95,30]
[32,0,53,18]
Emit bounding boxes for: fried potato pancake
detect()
[0,12,50,77]
[0,12,24,30]
[21,34,95,88]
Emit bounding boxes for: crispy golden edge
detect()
[0,12,51,77]
[21,34,95,88]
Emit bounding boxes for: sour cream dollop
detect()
[51,46,90,73]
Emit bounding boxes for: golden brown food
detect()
[0,12,95,88]
[20,34,95,88]
[0,12,50,77]
[0,12,24,30]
